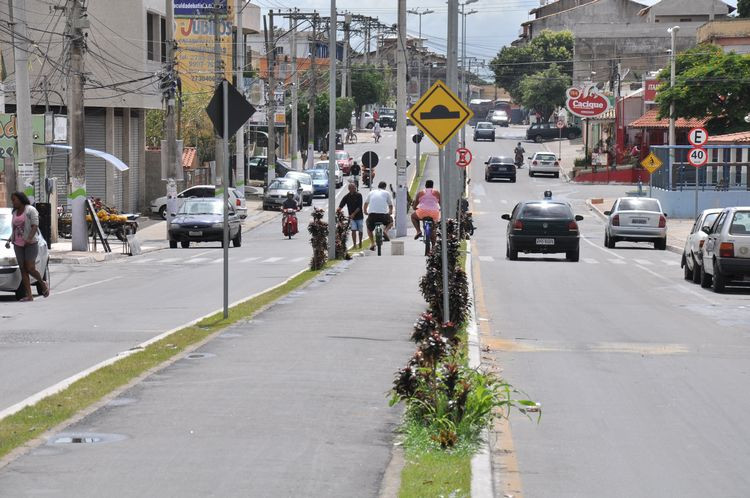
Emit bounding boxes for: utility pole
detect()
[459,1,477,148]
[308,14,317,169]
[265,11,277,184]
[341,14,350,98]
[446,0,459,223]
[327,6,337,258]
[668,26,679,190]
[364,20,370,65]
[164,0,179,236]
[8,0,35,201]
[235,0,247,198]
[290,9,300,170]
[66,0,88,251]
[407,8,433,97]
[213,0,223,185]
[396,0,408,238]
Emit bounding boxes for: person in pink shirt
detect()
[411,180,441,240]
[4,192,49,301]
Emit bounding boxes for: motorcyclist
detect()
[282,191,300,211]
[514,142,526,168]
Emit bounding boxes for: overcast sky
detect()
[254,0,737,77]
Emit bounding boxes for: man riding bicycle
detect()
[363,181,393,251]
[350,161,361,188]
[411,180,441,240]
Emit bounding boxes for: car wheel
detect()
[158,206,167,220]
[700,263,712,288]
[169,240,177,249]
[36,263,50,296]
[606,232,616,249]
[181,241,190,248]
[554,172,560,178]
[485,173,490,182]
[262,204,269,211]
[233,229,242,247]
[306,198,312,206]
[566,246,580,262]
[529,171,533,177]
[568,131,577,140]
[535,135,543,143]
[491,137,495,142]
[507,242,518,261]
[682,254,693,281]
[655,237,667,250]
[692,256,702,284]
[366,123,374,129]
[712,260,726,293]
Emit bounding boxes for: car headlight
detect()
[212,222,224,228]
[0,256,18,266]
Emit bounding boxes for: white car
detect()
[314,161,343,188]
[360,111,375,129]
[151,185,247,219]
[604,197,667,250]
[284,171,314,205]
[681,208,723,283]
[699,206,750,293]
[528,152,561,178]
[0,208,50,299]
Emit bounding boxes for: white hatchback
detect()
[682,208,723,283]
[699,206,750,293]
[0,208,50,299]
[604,197,667,250]
[528,152,560,178]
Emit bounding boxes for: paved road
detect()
[470,126,750,497]
[0,126,430,416]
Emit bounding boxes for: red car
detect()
[335,150,353,175]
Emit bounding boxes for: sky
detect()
[252,0,738,78]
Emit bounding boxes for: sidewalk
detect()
[542,136,584,180]
[0,241,428,496]
[587,197,693,253]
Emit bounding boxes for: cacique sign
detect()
[565,84,612,118]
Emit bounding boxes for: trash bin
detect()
[36,202,52,246]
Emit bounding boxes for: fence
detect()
[650,145,750,191]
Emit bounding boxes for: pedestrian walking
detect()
[363,181,393,251]
[337,183,364,249]
[5,192,49,301]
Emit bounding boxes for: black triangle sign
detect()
[206,79,256,139]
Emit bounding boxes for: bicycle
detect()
[345,128,357,144]
[374,222,384,256]
[421,217,434,256]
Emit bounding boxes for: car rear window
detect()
[180,200,222,215]
[269,179,297,190]
[521,203,573,219]
[618,199,661,212]
[729,211,750,235]
[535,154,556,161]
[477,123,492,129]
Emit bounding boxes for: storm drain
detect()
[49,433,127,445]
[186,352,215,360]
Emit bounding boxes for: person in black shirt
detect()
[337,182,364,248]
[350,161,361,189]
[282,192,300,210]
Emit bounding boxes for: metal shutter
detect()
[129,113,141,211]
[48,146,69,208]
[84,110,107,201]
[113,114,124,210]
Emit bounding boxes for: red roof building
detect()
[628,109,708,129]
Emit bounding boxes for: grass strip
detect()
[409,153,428,200]
[0,262,334,461]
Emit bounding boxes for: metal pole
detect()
[290,9,300,170]
[213,1,223,185]
[341,14,349,98]
[266,12,277,183]
[222,80,229,319]
[235,2,246,197]
[668,26,679,191]
[396,0,408,238]
[328,3,337,258]
[460,4,466,148]
[308,15,317,169]
[446,0,459,220]
[695,165,699,219]
[165,0,179,237]
[438,148,450,321]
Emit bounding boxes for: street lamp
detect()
[459,0,478,146]
[667,26,679,190]
[407,8,434,95]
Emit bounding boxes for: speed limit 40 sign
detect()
[688,147,708,168]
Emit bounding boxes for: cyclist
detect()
[411,180,441,240]
[337,182,364,249]
[350,160,361,189]
[363,181,393,251]
[373,122,382,143]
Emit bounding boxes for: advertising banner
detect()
[174,0,229,18]
[565,84,611,118]
[644,79,660,104]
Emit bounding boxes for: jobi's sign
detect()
[565,84,611,118]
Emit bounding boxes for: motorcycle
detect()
[514,154,524,169]
[363,168,373,188]
[282,208,300,239]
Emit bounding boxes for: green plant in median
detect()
[308,207,328,270]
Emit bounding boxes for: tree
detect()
[350,64,389,112]
[739,0,750,17]
[491,30,573,103]
[656,44,750,134]
[518,64,571,121]
[145,109,164,148]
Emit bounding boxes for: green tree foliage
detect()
[145,109,164,148]
[656,44,750,134]
[491,30,573,103]
[350,64,389,112]
[518,64,571,121]
[739,0,750,17]
[145,92,216,163]
[287,94,358,145]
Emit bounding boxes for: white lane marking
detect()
[290,257,306,263]
[159,257,181,263]
[186,257,209,263]
[189,249,215,258]
[210,258,222,264]
[662,259,679,266]
[262,257,283,263]
[634,259,653,266]
[56,276,123,296]
[500,199,508,204]
[609,259,626,265]
[478,255,495,262]
[132,258,153,264]
[241,257,259,263]
[582,258,599,264]
[582,236,624,259]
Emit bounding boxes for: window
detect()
[729,211,750,235]
[712,212,727,233]
[679,18,692,22]
[147,12,155,61]
[618,199,661,212]
[521,203,573,219]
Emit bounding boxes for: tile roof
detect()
[706,131,750,144]
[182,147,198,169]
[628,109,708,129]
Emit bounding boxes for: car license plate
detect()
[189,231,202,236]
[536,238,554,245]
[631,218,647,224]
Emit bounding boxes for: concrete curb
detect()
[466,247,495,498]
[585,199,683,255]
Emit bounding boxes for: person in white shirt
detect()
[363,181,393,251]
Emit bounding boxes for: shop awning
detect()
[45,145,129,171]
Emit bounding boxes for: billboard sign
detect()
[565,83,611,118]
[175,16,233,93]
[644,79,660,104]
[174,0,228,17]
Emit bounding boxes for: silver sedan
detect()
[604,197,668,250]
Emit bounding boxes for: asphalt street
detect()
[470,126,750,497]
[0,126,431,416]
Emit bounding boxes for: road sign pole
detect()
[695,169,699,220]
[222,80,230,319]
[438,148,450,322]
[649,175,652,198]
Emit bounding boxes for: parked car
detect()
[313,161,343,187]
[168,198,242,249]
[485,156,516,182]
[151,185,246,220]
[526,122,582,143]
[502,200,583,261]
[360,111,375,129]
[262,177,303,210]
[284,171,314,205]
[528,152,561,178]
[378,108,397,130]
[699,206,750,292]
[604,197,667,250]
[247,156,291,183]
[682,208,723,283]
[490,110,509,127]
[473,122,495,142]
[307,169,331,198]
[334,150,354,175]
[0,208,50,299]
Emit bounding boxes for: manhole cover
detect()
[186,352,216,360]
[49,432,127,445]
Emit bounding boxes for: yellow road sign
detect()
[640,152,663,174]
[407,80,473,148]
